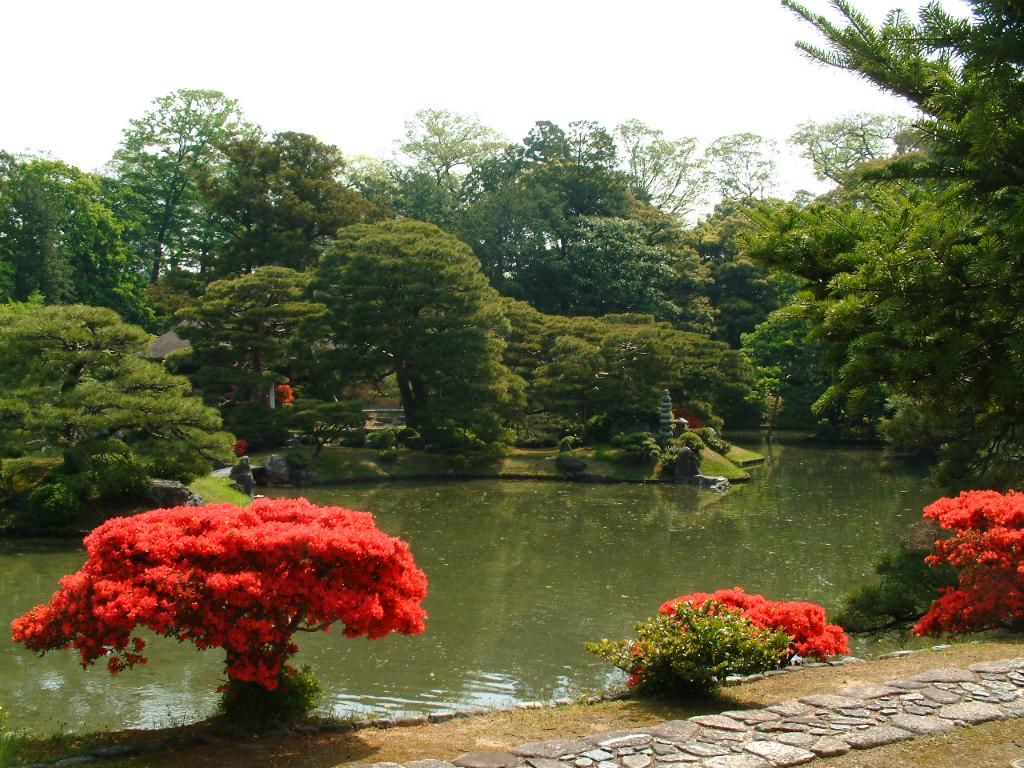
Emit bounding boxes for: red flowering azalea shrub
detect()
[11,498,428,692]
[658,587,849,660]
[914,490,1024,636]
[233,438,250,457]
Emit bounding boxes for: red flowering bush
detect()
[658,587,849,660]
[11,498,428,693]
[233,439,250,457]
[914,490,1024,636]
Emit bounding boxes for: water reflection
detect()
[0,443,937,732]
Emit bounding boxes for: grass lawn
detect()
[188,475,251,506]
[6,639,1022,768]
[262,444,751,485]
[725,444,765,466]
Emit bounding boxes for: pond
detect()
[0,442,940,733]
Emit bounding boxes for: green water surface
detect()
[0,443,938,732]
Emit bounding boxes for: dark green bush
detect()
[0,456,62,498]
[611,432,661,464]
[836,536,957,634]
[364,429,398,450]
[396,426,424,449]
[218,665,322,733]
[222,404,292,451]
[586,602,791,696]
[515,413,577,448]
[336,428,367,447]
[557,436,575,453]
[677,431,705,453]
[694,427,731,455]
[429,427,486,454]
[583,414,612,444]
[135,441,211,482]
[377,445,400,463]
[27,480,79,529]
[91,451,149,500]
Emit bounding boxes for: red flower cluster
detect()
[11,498,428,690]
[233,439,250,457]
[914,490,1024,636]
[658,587,849,660]
[275,384,295,405]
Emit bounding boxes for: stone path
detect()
[360,659,1024,768]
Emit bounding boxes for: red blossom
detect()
[913,490,1024,636]
[11,498,428,691]
[233,439,250,457]
[658,587,849,660]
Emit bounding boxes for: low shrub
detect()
[135,441,211,483]
[377,445,400,463]
[694,427,731,455]
[27,480,79,529]
[396,426,424,449]
[586,602,791,696]
[611,432,661,465]
[677,431,705,453]
[364,429,398,450]
[218,665,322,733]
[658,587,849,661]
[557,436,575,453]
[336,428,367,447]
[836,519,956,634]
[430,427,486,454]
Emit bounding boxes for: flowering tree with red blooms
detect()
[914,490,1024,636]
[659,587,849,660]
[11,498,428,694]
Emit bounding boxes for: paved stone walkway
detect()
[361,658,1024,768]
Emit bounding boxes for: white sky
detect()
[2,0,971,199]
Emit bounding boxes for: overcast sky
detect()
[2,0,971,198]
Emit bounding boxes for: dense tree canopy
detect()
[312,221,524,446]
[753,0,1024,485]
[0,304,231,482]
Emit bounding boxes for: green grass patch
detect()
[700,448,750,481]
[725,445,765,466]
[188,476,251,506]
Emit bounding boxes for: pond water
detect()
[0,442,940,733]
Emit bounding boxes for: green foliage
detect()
[0,156,153,325]
[836,522,957,634]
[790,113,909,184]
[611,432,662,465]
[199,131,378,276]
[395,426,424,449]
[27,480,79,529]
[221,405,292,452]
[771,0,1024,485]
[313,221,524,448]
[377,445,400,463]
[177,267,326,400]
[90,447,149,500]
[0,457,62,498]
[112,88,254,282]
[693,427,730,455]
[364,429,398,451]
[557,436,575,454]
[677,431,706,453]
[0,304,232,497]
[430,427,487,455]
[289,399,364,456]
[218,665,322,733]
[586,602,791,696]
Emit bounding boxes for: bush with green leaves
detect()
[611,432,661,465]
[396,426,424,449]
[694,427,730,455]
[27,480,79,529]
[430,427,486,455]
[677,431,706,453]
[222,404,292,452]
[218,665,322,733]
[90,448,149,500]
[364,429,399,451]
[0,457,62,498]
[586,602,791,696]
[377,445,400,463]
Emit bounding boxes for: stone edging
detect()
[379,657,1024,768]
